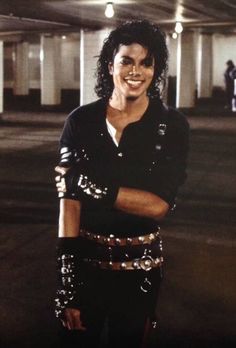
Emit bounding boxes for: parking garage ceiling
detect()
[0,0,236,36]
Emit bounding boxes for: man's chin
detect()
[126,95,139,101]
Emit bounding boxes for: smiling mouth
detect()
[125,79,143,88]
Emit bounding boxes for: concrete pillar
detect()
[176,31,196,108]
[40,35,61,106]
[0,41,3,113]
[14,41,29,95]
[167,34,178,77]
[166,34,178,106]
[197,33,213,98]
[80,28,111,105]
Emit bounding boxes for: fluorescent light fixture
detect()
[105,2,114,18]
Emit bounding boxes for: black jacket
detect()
[59,97,189,237]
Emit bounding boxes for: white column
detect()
[167,34,178,77]
[176,31,196,108]
[40,35,61,106]
[197,33,213,98]
[80,28,111,105]
[14,41,29,95]
[166,34,178,105]
[0,41,3,113]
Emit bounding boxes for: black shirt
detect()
[59,97,189,237]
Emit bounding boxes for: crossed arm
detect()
[56,164,169,238]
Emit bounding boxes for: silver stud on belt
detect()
[84,256,163,271]
[80,229,160,247]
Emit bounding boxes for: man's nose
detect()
[131,64,141,75]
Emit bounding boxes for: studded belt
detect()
[80,229,160,246]
[84,255,163,271]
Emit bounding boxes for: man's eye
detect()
[143,59,154,67]
[120,58,132,65]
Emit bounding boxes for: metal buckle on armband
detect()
[59,147,79,166]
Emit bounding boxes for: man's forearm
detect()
[114,187,169,220]
[58,198,81,237]
[56,198,84,320]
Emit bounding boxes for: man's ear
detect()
[108,62,113,75]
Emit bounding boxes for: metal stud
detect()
[133,261,139,269]
[152,321,157,329]
[108,261,113,269]
[157,123,167,136]
[126,237,132,245]
[149,233,155,241]
[138,236,145,243]
[144,259,152,267]
[120,262,127,270]
[115,238,121,245]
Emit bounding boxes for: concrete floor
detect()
[0,109,235,347]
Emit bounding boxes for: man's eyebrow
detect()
[120,55,133,59]
[120,55,151,60]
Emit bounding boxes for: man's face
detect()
[109,43,155,100]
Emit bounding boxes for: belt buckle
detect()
[140,255,153,271]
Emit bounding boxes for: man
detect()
[55,20,189,347]
[224,60,235,109]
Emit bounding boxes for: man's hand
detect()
[55,166,68,197]
[62,308,86,331]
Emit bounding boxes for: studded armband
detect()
[55,238,84,319]
[63,162,119,207]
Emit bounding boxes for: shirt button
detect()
[118,152,123,157]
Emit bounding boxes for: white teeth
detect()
[126,80,142,86]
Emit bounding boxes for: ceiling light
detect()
[105,2,114,18]
[175,21,183,34]
[172,32,178,39]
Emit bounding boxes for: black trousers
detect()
[58,265,162,348]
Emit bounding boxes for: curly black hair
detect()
[95,19,168,99]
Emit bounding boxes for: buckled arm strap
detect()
[55,237,85,319]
